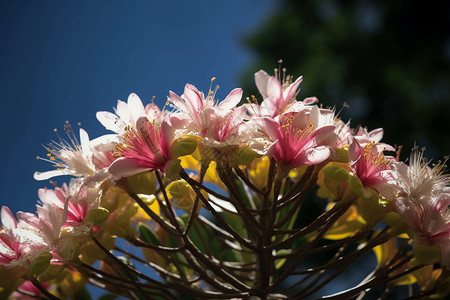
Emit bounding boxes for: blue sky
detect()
[0,1,277,214]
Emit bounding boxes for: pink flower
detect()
[12,280,49,299]
[348,138,397,198]
[0,207,22,266]
[252,110,335,175]
[17,202,66,248]
[169,82,254,152]
[109,115,184,178]
[0,207,47,268]
[37,181,99,230]
[97,93,167,134]
[394,149,450,267]
[168,82,243,138]
[247,69,316,118]
[34,124,115,185]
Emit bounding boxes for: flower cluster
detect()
[1,68,449,299]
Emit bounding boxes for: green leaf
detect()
[138,223,160,245]
[73,288,93,300]
[98,294,118,300]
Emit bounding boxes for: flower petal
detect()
[254,70,270,99]
[1,206,17,230]
[128,93,146,125]
[33,170,68,181]
[108,157,150,179]
[96,111,123,133]
[266,76,282,99]
[282,75,302,102]
[218,88,242,110]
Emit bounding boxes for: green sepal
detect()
[348,174,365,197]
[166,159,182,179]
[322,164,349,181]
[127,171,156,195]
[237,147,261,165]
[28,252,53,276]
[172,137,197,157]
[85,208,110,225]
[38,264,65,282]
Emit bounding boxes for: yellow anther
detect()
[47,153,52,157]
[211,77,216,82]
[50,157,56,161]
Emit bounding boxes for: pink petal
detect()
[368,128,384,143]
[1,206,17,230]
[253,117,280,141]
[302,146,331,165]
[169,91,186,111]
[218,88,243,110]
[266,76,282,99]
[303,97,318,105]
[254,70,270,99]
[184,84,203,111]
[108,157,150,179]
[348,138,362,163]
[260,98,278,117]
[282,75,302,102]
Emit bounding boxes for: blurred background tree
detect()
[241,0,450,160]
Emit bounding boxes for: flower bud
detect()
[126,171,156,195]
[38,264,65,282]
[237,147,260,166]
[85,208,109,225]
[322,164,349,181]
[172,137,197,157]
[165,159,182,179]
[28,252,53,276]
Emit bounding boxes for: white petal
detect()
[79,128,93,158]
[1,206,17,230]
[33,169,68,181]
[115,100,130,122]
[218,88,243,111]
[128,93,146,125]
[254,70,270,99]
[38,189,64,209]
[90,134,121,151]
[96,111,123,133]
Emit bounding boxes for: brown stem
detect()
[234,167,264,196]
[180,169,255,250]
[30,277,60,300]
[123,185,180,236]
[155,171,181,230]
